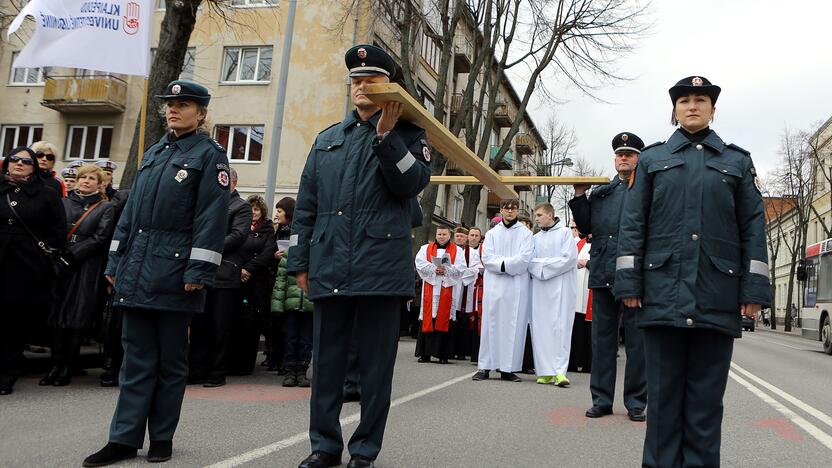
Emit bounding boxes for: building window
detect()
[149,47,196,80]
[214,125,264,162]
[65,126,113,160]
[9,52,46,85]
[231,0,277,6]
[221,47,272,83]
[420,31,440,72]
[1,125,43,156]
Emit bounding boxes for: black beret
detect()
[345,44,396,78]
[669,76,721,105]
[611,132,645,154]
[156,80,211,106]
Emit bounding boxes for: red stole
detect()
[578,238,593,321]
[422,242,457,333]
[471,244,484,333]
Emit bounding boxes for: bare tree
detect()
[760,175,796,330]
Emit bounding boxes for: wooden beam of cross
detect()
[431,176,610,185]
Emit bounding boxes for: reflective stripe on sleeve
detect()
[109,240,120,252]
[749,259,769,276]
[396,152,416,174]
[616,255,634,270]
[289,234,299,247]
[190,248,222,266]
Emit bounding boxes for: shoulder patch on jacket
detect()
[211,139,225,152]
[641,141,664,152]
[317,122,341,135]
[726,143,751,156]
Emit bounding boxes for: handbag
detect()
[5,193,72,275]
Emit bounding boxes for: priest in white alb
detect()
[528,203,578,387]
[414,226,469,364]
[473,199,534,382]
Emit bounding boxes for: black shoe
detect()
[347,455,375,468]
[500,372,522,382]
[0,375,15,395]
[82,442,137,467]
[99,373,119,388]
[39,366,61,386]
[438,358,449,364]
[472,370,490,381]
[147,440,172,463]
[203,378,226,388]
[585,406,613,418]
[53,367,72,386]
[342,391,361,402]
[417,356,430,363]
[283,372,298,387]
[627,408,646,422]
[297,369,311,388]
[187,374,208,385]
[260,357,272,367]
[298,451,341,468]
[0,384,12,395]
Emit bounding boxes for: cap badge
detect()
[357,48,367,59]
[621,134,629,142]
[171,84,181,95]
[692,77,703,86]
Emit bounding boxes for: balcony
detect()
[490,146,513,171]
[450,93,463,118]
[446,160,465,176]
[41,75,127,113]
[514,132,535,155]
[453,37,473,74]
[493,102,515,127]
[513,167,533,192]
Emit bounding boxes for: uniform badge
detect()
[217,170,230,188]
[172,84,181,95]
[692,77,703,86]
[621,133,628,142]
[175,169,188,182]
[357,48,367,59]
[423,146,431,162]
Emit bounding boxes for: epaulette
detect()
[725,143,751,156]
[318,122,341,135]
[211,139,226,152]
[641,141,664,152]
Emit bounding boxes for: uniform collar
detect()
[667,128,725,154]
[343,109,381,130]
[164,131,203,152]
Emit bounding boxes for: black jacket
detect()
[240,220,277,309]
[49,191,115,329]
[0,176,67,306]
[214,191,253,289]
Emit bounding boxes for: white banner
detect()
[8,0,152,77]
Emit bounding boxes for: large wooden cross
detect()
[363,83,608,197]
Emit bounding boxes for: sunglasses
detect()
[8,155,35,166]
[35,152,55,162]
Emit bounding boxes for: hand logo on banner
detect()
[123,2,141,36]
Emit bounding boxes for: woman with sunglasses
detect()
[0,146,67,396]
[31,141,67,198]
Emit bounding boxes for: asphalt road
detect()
[2,329,831,467]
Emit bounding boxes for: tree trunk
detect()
[120,1,203,189]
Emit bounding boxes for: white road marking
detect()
[205,372,473,468]
[728,370,832,451]
[746,334,812,351]
[731,363,832,431]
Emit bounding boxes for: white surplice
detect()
[528,221,579,376]
[453,245,482,314]
[575,237,592,314]
[478,221,534,372]
[415,243,465,321]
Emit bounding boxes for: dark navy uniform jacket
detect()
[568,175,628,290]
[613,129,771,337]
[287,110,431,300]
[105,132,231,313]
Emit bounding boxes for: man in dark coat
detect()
[189,167,252,387]
[289,44,431,468]
[569,132,648,422]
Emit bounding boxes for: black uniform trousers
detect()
[189,287,239,380]
[310,296,400,460]
[642,327,734,468]
[0,302,27,389]
[590,288,647,411]
[343,321,361,397]
[108,308,192,447]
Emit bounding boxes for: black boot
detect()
[53,367,72,387]
[296,363,310,388]
[82,442,137,467]
[99,368,119,387]
[39,366,61,386]
[147,440,173,463]
[282,364,298,387]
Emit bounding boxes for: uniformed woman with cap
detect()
[614,76,770,467]
[83,80,230,467]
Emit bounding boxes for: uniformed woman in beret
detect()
[84,80,230,467]
[614,76,770,467]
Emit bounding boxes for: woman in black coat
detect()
[229,195,277,375]
[0,147,67,395]
[41,164,115,386]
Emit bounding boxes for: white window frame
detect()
[231,0,277,7]
[149,47,196,80]
[9,52,46,86]
[220,46,273,84]
[1,124,43,152]
[213,125,265,164]
[64,125,114,161]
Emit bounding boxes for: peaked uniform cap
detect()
[612,132,645,154]
[669,76,721,104]
[157,80,211,106]
[345,44,397,78]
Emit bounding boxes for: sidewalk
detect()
[756,325,804,338]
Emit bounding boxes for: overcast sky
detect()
[526,0,832,179]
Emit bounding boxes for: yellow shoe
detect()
[536,375,555,384]
[554,374,570,387]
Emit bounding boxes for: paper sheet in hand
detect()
[277,240,291,252]
[432,254,451,267]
